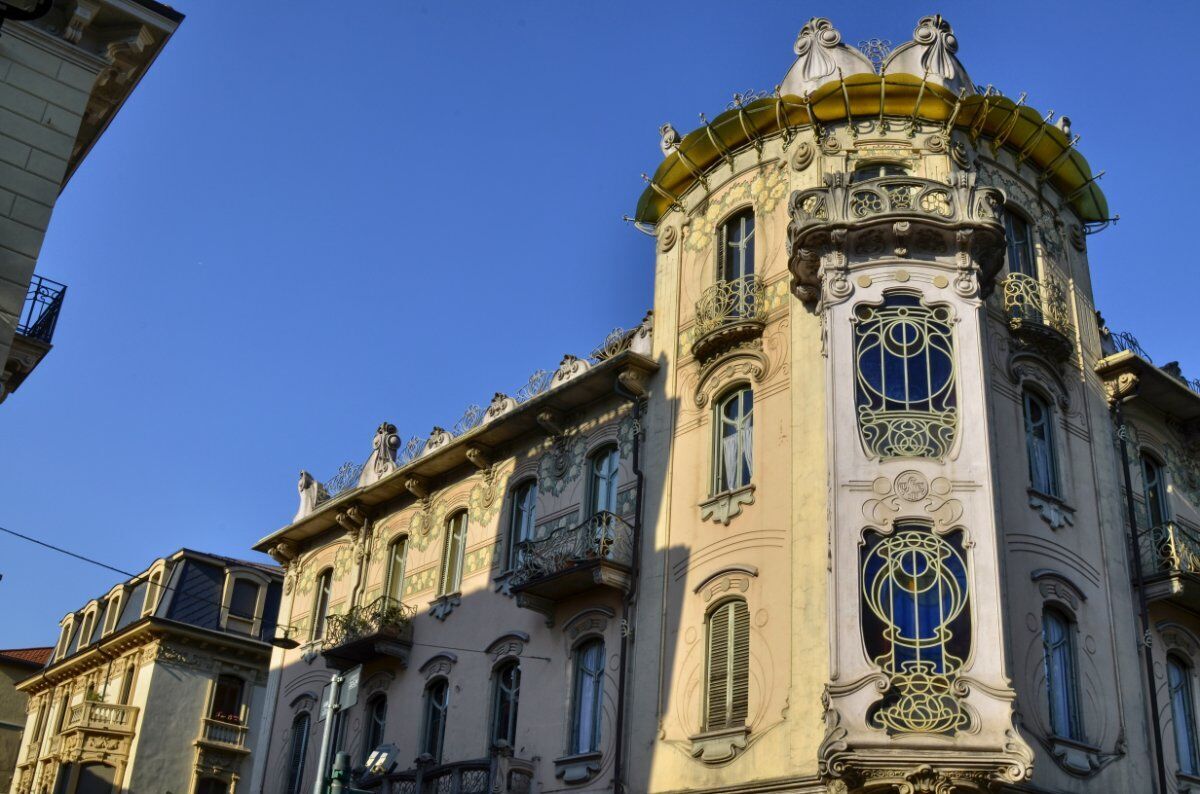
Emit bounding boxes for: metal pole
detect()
[1114,400,1169,794]
[330,751,350,794]
[312,674,342,794]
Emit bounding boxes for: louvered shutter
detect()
[730,600,750,725]
[705,600,750,730]
[287,712,310,794]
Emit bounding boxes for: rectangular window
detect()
[1005,212,1036,277]
[714,388,753,494]
[311,570,332,641]
[1023,391,1059,497]
[210,675,243,724]
[421,680,449,762]
[705,600,750,730]
[439,513,467,596]
[588,447,620,516]
[490,661,520,748]
[508,481,537,569]
[1042,610,1082,740]
[227,579,260,635]
[102,597,121,635]
[384,538,407,603]
[570,640,605,754]
[1170,657,1200,776]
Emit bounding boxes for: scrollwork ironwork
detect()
[323,462,364,496]
[509,511,633,588]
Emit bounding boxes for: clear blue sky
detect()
[2,1,1197,646]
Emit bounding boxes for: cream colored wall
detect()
[264,398,638,794]
[628,139,829,793]
[0,23,99,370]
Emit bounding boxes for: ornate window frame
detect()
[715,205,757,283]
[219,566,271,637]
[310,568,333,642]
[701,385,756,527]
[54,614,75,661]
[489,657,521,750]
[419,675,450,764]
[382,533,409,603]
[585,443,620,517]
[1141,449,1173,529]
[851,290,958,461]
[1020,382,1075,530]
[362,692,388,763]
[505,478,538,572]
[76,600,101,652]
[1003,202,1039,278]
[101,584,126,637]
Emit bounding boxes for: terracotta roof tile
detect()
[0,647,53,667]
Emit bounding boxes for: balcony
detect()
[65,701,137,734]
[198,717,248,750]
[3,275,66,400]
[322,595,416,670]
[510,511,633,614]
[1001,272,1075,361]
[788,174,1007,302]
[372,754,535,794]
[1136,522,1200,607]
[691,274,767,363]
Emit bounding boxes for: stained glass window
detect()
[1170,655,1200,776]
[854,293,957,459]
[1042,608,1082,740]
[861,524,971,734]
[1023,391,1060,497]
[714,388,753,494]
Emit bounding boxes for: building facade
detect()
[250,15,1198,794]
[0,0,181,402]
[0,649,52,793]
[9,550,282,794]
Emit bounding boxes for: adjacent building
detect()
[126,13,1200,794]
[9,550,282,794]
[0,0,182,402]
[0,649,52,793]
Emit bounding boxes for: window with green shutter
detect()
[704,600,750,731]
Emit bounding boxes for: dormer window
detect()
[850,163,908,183]
[221,570,269,637]
[54,618,74,661]
[142,560,168,617]
[102,590,124,636]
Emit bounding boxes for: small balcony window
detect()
[718,209,755,283]
[210,675,243,725]
[439,512,468,596]
[1004,211,1037,277]
[311,569,333,641]
[850,163,908,183]
[384,538,407,603]
[1143,455,1170,529]
[588,446,620,516]
[507,481,537,570]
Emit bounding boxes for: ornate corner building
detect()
[246,14,1193,794]
[7,550,282,794]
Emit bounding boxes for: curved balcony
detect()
[691,274,767,362]
[1137,521,1200,608]
[510,511,634,612]
[322,595,416,670]
[787,174,1007,301]
[1001,272,1075,361]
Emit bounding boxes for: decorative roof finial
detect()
[882,15,975,95]
[780,17,874,97]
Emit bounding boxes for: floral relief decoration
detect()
[684,164,788,253]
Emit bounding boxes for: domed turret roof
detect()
[635,15,1107,225]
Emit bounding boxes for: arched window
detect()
[195,778,228,794]
[142,567,164,617]
[713,387,753,494]
[421,679,449,763]
[854,293,957,459]
[439,512,468,596]
[507,480,538,569]
[286,711,311,794]
[718,209,755,283]
[588,446,620,516]
[209,674,243,724]
[1170,655,1200,775]
[570,639,605,754]
[861,524,971,734]
[850,162,908,183]
[1004,210,1037,277]
[1023,390,1060,497]
[704,600,750,731]
[54,618,73,661]
[490,660,521,748]
[384,537,407,603]
[77,607,98,650]
[362,695,387,762]
[102,590,124,636]
[311,569,333,641]
[1143,454,1170,528]
[1042,608,1082,740]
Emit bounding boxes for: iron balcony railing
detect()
[694,274,767,339]
[322,595,416,653]
[382,755,534,794]
[1137,521,1200,578]
[65,701,137,733]
[510,511,634,589]
[17,275,66,344]
[200,717,247,748]
[1001,273,1073,338]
